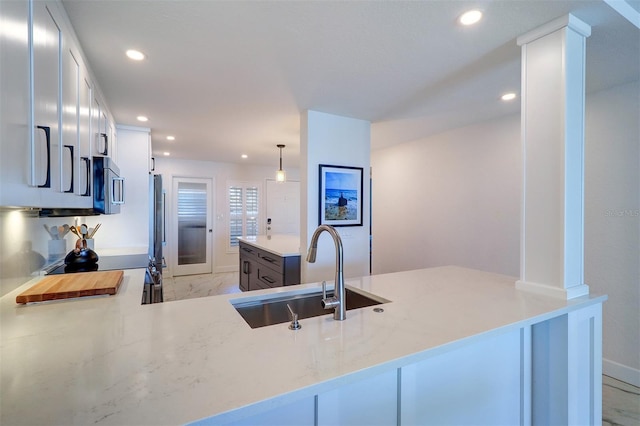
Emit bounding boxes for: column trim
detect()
[517,14,591,46]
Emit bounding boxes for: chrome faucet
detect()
[306,225,346,321]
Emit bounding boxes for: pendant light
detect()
[276,144,286,183]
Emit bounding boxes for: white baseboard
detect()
[603,358,640,387]
[215,265,239,274]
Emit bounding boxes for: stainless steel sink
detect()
[231,287,389,329]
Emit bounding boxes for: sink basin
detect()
[231,286,390,329]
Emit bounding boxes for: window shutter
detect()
[228,184,260,248]
[245,186,259,239]
[229,186,243,247]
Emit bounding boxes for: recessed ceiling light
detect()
[501,92,517,101]
[459,10,483,26]
[166,136,175,141]
[126,49,145,61]
[241,154,248,159]
[137,115,149,122]
[163,152,170,156]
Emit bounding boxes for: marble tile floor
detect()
[162,273,640,424]
[603,375,640,426]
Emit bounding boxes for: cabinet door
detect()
[317,369,398,425]
[400,329,521,425]
[33,2,61,205]
[77,76,92,198]
[97,110,110,156]
[0,0,38,206]
[61,43,78,197]
[92,97,107,156]
[217,396,315,426]
[107,119,116,162]
[239,258,250,291]
[60,35,92,208]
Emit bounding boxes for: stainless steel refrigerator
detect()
[143,174,164,304]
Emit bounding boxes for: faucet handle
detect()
[321,281,340,310]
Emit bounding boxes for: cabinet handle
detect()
[63,145,74,193]
[36,125,51,188]
[261,275,276,284]
[242,261,250,274]
[99,133,108,155]
[261,255,276,264]
[150,157,155,172]
[81,157,90,196]
[112,177,125,204]
[242,247,253,254]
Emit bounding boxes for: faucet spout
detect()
[306,225,346,321]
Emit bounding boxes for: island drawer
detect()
[239,243,258,260]
[256,266,280,289]
[255,248,285,273]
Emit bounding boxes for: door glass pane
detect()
[177,182,207,265]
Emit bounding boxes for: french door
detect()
[171,177,213,276]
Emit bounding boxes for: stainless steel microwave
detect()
[93,156,124,214]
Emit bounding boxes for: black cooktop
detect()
[46,254,149,275]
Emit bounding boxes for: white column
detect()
[516,15,591,299]
[300,110,371,284]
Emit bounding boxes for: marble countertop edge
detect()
[238,234,301,257]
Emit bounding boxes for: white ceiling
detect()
[61,0,639,167]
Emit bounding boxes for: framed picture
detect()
[318,164,363,227]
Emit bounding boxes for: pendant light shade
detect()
[276,144,286,183]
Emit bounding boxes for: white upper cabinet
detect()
[0,0,35,207]
[78,76,92,198]
[60,30,94,208]
[0,0,115,209]
[32,2,62,206]
[61,38,79,196]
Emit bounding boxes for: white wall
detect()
[93,126,150,254]
[301,110,371,283]
[371,80,639,385]
[372,114,521,277]
[153,157,300,275]
[584,81,640,385]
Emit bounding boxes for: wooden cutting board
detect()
[16,270,124,304]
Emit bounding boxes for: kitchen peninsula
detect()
[0,266,605,425]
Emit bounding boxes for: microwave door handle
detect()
[112,177,125,205]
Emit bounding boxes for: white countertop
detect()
[238,234,301,257]
[0,266,605,425]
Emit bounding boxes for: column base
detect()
[516,280,589,299]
